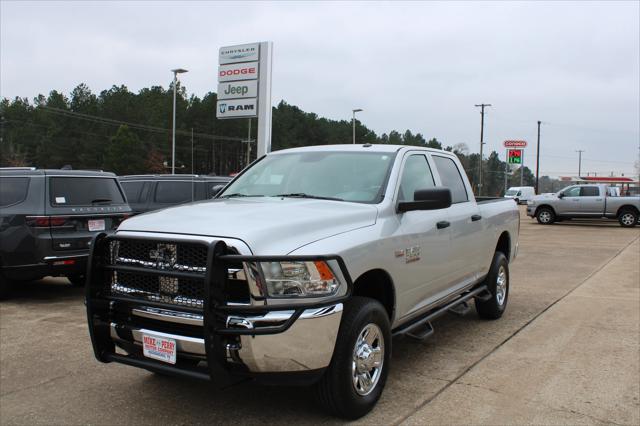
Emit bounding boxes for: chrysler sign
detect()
[219,43,260,65]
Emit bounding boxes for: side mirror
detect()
[211,184,225,197]
[558,193,564,199]
[397,187,452,213]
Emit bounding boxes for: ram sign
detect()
[217,98,258,118]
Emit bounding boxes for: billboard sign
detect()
[218,62,259,82]
[504,140,528,148]
[507,149,523,164]
[217,80,258,100]
[219,43,260,64]
[216,98,258,119]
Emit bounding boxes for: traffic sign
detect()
[504,140,528,148]
[507,149,523,164]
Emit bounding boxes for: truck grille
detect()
[101,238,249,309]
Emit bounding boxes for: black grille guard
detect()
[85,232,352,379]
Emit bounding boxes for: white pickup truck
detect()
[86,144,519,419]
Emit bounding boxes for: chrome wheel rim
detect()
[539,211,551,223]
[496,266,507,306]
[621,213,635,226]
[351,323,384,396]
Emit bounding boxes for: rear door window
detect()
[432,156,469,203]
[49,177,125,206]
[0,177,30,207]
[121,181,145,203]
[154,181,194,204]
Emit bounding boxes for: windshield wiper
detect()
[90,198,112,204]
[220,193,264,199]
[276,193,344,202]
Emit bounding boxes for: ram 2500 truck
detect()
[527,184,639,227]
[86,144,519,419]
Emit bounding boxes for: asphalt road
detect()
[1,207,638,425]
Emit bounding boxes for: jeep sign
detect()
[218,62,258,82]
[217,80,258,100]
[216,98,258,118]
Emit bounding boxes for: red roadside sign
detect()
[503,140,528,148]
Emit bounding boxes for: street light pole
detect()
[171,68,188,175]
[352,108,363,144]
[535,120,541,194]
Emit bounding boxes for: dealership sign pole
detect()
[217,41,273,158]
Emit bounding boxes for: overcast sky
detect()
[1,1,639,177]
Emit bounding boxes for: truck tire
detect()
[475,252,509,320]
[618,209,638,228]
[316,297,391,420]
[536,207,555,224]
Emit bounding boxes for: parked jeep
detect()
[86,145,519,418]
[0,168,131,298]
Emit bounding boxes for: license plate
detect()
[87,219,105,231]
[142,334,177,364]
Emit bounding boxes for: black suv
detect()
[0,168,131,298]
[118,174,231,215]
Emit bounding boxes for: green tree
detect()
[103,125,146,174]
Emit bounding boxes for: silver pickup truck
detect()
[86,144,519,419]
[527,184,639,227]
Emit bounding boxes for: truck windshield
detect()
[220,151,396,203]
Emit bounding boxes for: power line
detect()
[40,106,245,142]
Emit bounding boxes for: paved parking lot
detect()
[1,207,638,425]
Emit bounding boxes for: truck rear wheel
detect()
[316,297,391,420]
[536,207,555,224]
[618,209,638,228]
[475,252,509,320]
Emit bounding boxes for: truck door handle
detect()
[436,221,450,229]
[596,198,603,201]
[471,214,482,221]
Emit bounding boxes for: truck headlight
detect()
[258,260,340,297]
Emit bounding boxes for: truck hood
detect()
[118,197,378,254]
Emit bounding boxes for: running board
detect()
[393,285,489,341]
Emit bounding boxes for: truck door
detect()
[432,155,484,288]
[392,153,452,317]
[578,186,604,215]
[557,186,582,215]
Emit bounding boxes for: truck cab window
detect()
[432,156,468,203]
[580,186,599,196]
[398,155,435,201]
[562,186,581,197]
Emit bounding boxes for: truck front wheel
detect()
[316,297,391,420]
[618,209,638,228]
[475,252,509,320]
[536,207,555,224]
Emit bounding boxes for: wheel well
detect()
[535,204,555,216]
[496,231,511,261]
[617,205,639,217]
[353,269,395,321]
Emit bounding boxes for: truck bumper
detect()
[85,233,351,384]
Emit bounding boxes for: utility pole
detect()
[576,149,585,177]
[535,121,541,194]
[475,103,491,195]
